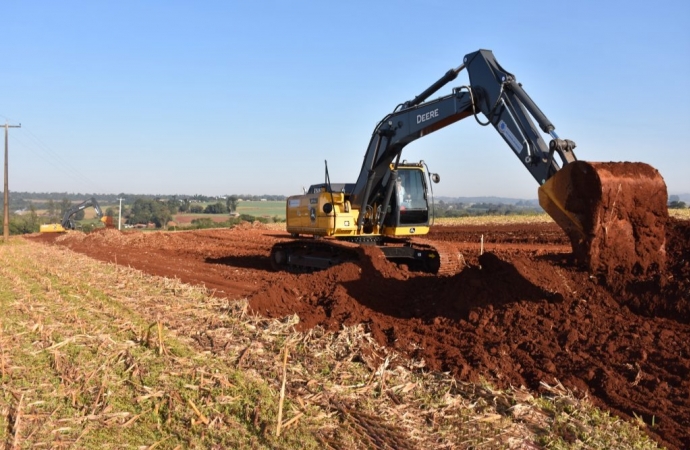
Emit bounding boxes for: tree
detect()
[204,202,228,214]
[226,195,239,213]
[59,198,71,218]
[167,196,179,214]
[28,203,38,231]
[47,199,56,219]
[668,195,686,209]
[128,198,172,228]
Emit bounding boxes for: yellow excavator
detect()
[271,49,667,276]
[40,197,113,233]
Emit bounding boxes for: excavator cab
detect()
[383,164,431,231]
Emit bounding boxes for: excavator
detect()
[40,197,113,233]
[271,49,668,277]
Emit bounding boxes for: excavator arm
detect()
[349,49,667,278]
[61,197,104,230]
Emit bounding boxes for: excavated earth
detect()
[26,219,690,449]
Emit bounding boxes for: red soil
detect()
[26,219,690,449]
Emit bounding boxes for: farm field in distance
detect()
[171,201,286,226]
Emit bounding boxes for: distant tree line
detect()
[431,201,543,217]
[123,196,282,229]
[668,195,687,209]
[3,190,688,236]
[3,192,284,211]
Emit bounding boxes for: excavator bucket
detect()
[538,161,668,279]
[101,216,115,228]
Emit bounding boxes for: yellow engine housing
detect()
[40,224,67,233]
[286,189,359,237]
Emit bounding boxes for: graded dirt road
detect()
[27,220,690,449]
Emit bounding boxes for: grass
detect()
[235,200,285,218]
[435,209,690,225]
[669,208,690,219]
[433,213,555,226]
[0,237,663,449]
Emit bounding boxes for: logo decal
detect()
[417,108,439,124]
[498,120,523,153]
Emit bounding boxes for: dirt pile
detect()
[26,220,690,449]
[249,222,689,449]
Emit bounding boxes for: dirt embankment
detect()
[26,219,690,449]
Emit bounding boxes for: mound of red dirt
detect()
[26,220,690,449]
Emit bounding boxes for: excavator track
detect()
[403,238,465,276]
[270,237,464,276]
[270,239,362,272]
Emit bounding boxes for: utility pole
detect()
[4,122,21,243]
[118,198,124,230]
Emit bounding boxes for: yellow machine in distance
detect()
[40,197,112,233]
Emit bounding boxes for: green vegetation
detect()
[432,200,544,217]
[236,200,285,218]
[668,194,687,209]
[127,198,173,228]
[183,214,284,231]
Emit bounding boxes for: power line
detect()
[17,128,103,191]
[1,112,105,192]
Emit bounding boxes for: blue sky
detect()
[3,1,689,198]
